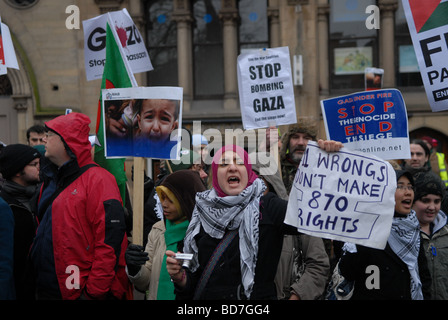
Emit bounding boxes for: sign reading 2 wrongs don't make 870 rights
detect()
[284,142,397,250]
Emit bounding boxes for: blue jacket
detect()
[0,196,15,299]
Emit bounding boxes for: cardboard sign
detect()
[284,141,396,249]
[83,8,153,81]
[0,22,19,75]
[321,89,410,160]
[102,86,182,160]
[402,0,448,111]
[237,47,297,130]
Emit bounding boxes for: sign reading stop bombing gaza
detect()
[402,0,448,112]
[237,47,297,130]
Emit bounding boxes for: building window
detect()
[5,0,39,9]
[0,75,13,95]
[193,0,224,99]
[238,0,269,50]
[395,0,422,87]
[329,0,378,91]
[146,0,178,86]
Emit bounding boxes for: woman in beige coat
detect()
[125,170,205,300]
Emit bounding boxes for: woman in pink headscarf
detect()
[166,141,342,300]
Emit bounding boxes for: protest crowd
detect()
[1,3,448,304]
[1,112,448,302]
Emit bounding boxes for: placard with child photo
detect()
[102,86,183,159]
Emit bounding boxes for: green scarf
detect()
[157,219,189,300]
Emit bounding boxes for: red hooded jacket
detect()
[36,112,131,299]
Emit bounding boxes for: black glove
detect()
[125,244,149,276]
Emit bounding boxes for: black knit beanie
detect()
[0,144,41,179]
[413,170,445,201]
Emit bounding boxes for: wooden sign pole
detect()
[132,157,145,246]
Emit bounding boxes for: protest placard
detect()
[0,20,19,76]
[365,67,384,91]
[237,46,297,130]
[284,141,396,249]
[401,0,448,111]
[83,8,153,81]
[102,86,182,160]
[321,89,410,160]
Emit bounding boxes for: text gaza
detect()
[249,62,286,113]
[87,24,142,51]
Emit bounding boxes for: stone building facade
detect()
[0,0,447,157]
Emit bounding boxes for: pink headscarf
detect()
[211,145,258,197]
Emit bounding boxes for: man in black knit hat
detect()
[0,143,41,299]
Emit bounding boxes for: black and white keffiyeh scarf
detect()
[388,210,423,300]
[183,178,265,299]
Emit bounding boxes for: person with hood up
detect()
[413,170,448,299]
[29,112,131,300]
[125,170,206,300]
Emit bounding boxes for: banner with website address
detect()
[321,89,410,160]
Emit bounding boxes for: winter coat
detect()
[339,241,432,300]
[30,113,131,300]
[129,220,166,299]
[275,234,330,300]
[0,196,15,300]
[0,183,38,300]
[420,210,448,300]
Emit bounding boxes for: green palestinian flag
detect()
[94,22,136,205]
[420,1,448,33]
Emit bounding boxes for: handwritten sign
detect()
[321,89,410,160]
[237,46,297,130]
[402,0,448,111]
[284,141,396,249]
[83,9,153,81]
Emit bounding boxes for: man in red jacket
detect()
[30,112,131,300]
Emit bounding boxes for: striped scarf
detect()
[183,178,265,299]
[388,210,423,300]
